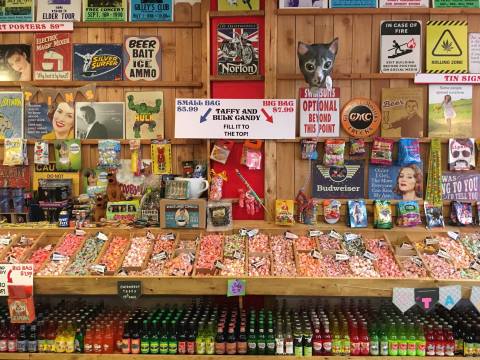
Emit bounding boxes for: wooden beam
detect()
[0,81,203,88]
[210,10,265,17]
[75,21,202,28]
[276,8,480,15]
[277,73,415,80]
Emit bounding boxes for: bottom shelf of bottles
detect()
[7,355,479,359]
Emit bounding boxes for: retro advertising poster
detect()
[299,87,340,138]
[379,0,428,6]
[33,32,72,81]
[380,20,422,73]
[0,92,23,139]
[129,0,173,21]
[73,44,123,81]
[311,160,365,199]
[433,0,480,7]
[125,91,164,140]
[83,0,127,22]
[123,36,161,81]
[217,23,259,76]
[36,0,82,21]
[218,0,260,10]
[443,172,480,201]
[0,0,33,22]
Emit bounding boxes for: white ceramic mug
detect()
[175,177,209,199]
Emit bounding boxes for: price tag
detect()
[252,258,266,269]
[146,230,155,240]
[233,250,243,260]
[96,232,108,241]
[471,261,480,272]
[214,260,225,270]
[344,233,360,242]
[18,236,29,246]
[51,252,67,262]
[0,237,11,246]
[227,279,246,297]
[437,248,451,260]
[152,251,168,261]
[165,233,176,240]
[378,240,387,247]
[363,250,377,261]
[118,281,142,301]
[284,231,298,240]
[247,229,259,238]
[412,256,423,267]
[187,252,195,264]
[239,228,248,236]
[425,237,439,246]
[310,249,322,260]
[75,229,86,236]
[90,264,106,275]
[309,230,322,237]
[447,231,459,241]
[335,253,350,261]
[401,242,413,250]
[329,230,343,240]
[0,264,34,297]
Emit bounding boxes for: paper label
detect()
[96,232,108,241]
[0,237,11,246]
[247,229,259,238]
[425,237,439,245]
[412,256,424,267]
[233,250,243,260]
[214,260,225,270]
[329,230,343,240]
[345,233,360,242]
[90,264,106,275]
[146,230,155,240]
[284,231,298,240]
[364,250,378,261]
[252,258,266,268]
[227,279,246,297]
[447,231,459,241]
[470,261,480,272]
[310,250,322,259]
[153,251,168,261]
[401,242,413,250]
[309,230,323,237]
[336,253,350,261]
[239,228,248,236]
[437,248,451,260]
[51,252,67,262]
[165,233,175,240]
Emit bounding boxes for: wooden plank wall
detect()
[266,8,476,222]
[0,1,208,174]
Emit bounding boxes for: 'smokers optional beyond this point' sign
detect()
[175,98,296,139]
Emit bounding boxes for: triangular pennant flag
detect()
[439,285,461,310]
[470,286,480,313]
[393,288,415,313]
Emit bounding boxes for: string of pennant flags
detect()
[393,286,480,313]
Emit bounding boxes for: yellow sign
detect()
[33,171,80,196]
[427,21,468,73]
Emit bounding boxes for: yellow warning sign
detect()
[427,21,468,73]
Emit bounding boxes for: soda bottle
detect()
[257,324,266,355]
[350,322,361,356]
[387,322,398,356]
[121,321,131,354]
[341,323,350,356]
[7,324,17,353]
[140,320,149,354]
[0,319,7,352]
[205,321,215,355]
[237,324,247,355]
[474,324,480,356]
[130,321,140,354]
[454,322,464,355]
[435,324,445,356]
[415,323,426,356]
[247,322,257,355]
[369,323,379,356]
[195,321,205,355]
[359,322,370,356]
[303,327,313,357]
[293,325,303,356]
[313,325,322,355]
[54,321,65,353]
[115,321,123,353]
[322,323,332,355]
[406,322,416,356]
[445,324,455,356]
[465,324,475,356]
[266,322,275,355]
[398,322,408,356]
[284,322,294,355]
[93,325,103,354]
[226,325,237,355]
[28,324,37,353]
[426,324,435,356]
[17,325,27,353]
[102,323,113,354]
[379,323,388,356]
[177,321,186,355]
[186,321,196,355]
[74,322,84,353]
[215,326,225,355]
[45,320,56,353]
[65,321,75,353]
[168,319,178,355]
[84,325,94,354]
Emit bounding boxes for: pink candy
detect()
[220,258,245,276]
[164,253,194,276]
[271,236,296,277]
[318,234,342,251]
[38,257,70,276]
[438,236,471,269]
[248,234,270,253]
[196,234,223,271]
[297,252,323,277]
[55,233,84,257]
[349,256,379,278]
[365,238,403,278]
[321,255,352,277]
[401,257,428,278]
[422,254,461,279]
[248,256,271,276]
[28,245,53,273]
[122,236,151,268]
[295,236,317,251]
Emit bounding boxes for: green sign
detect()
[434,0,480,7]
[227,279,246,297]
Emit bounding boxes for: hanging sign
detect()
[415,288,439,312]
[341,98,381,138]
[227,279,246,297]
[470,286,480,313]
[175,98,296,139]
[118,281,142,301]
[0,22,73,32]
[439,285,461,310]
[392,288,415,313]
[415,73,480,84]
[299,87,340,138]
[0,264,33,297]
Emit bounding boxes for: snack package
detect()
[210,140,234,165]
[449,138,475,171]
[451,201,473,226]
[371,137,394,166]
[324,199,341,224]
[54,139,81,172]
[241,140,263,170]
[374,200,393,229]
[424,201,445,228]
[182,161,194,177]
[151,142,172,175]
[98,140,121,169]
[301,139,318,160]
[129,139,142,176]
[349,138,366,157]
[209,170,227,201]
[34,141,49,165]
[396,201,422,227]
[323,139,345,166]
[295,190,317,225]
[347,200,367,228]
[275,199,295,226]
[3,139,27,166]
[398,138,421,166]
[207,201,233,232]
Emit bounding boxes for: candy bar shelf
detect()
[275,8,480,15]
[0,139,201,146]
[0,81,203,88]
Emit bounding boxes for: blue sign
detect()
[130,0,173,22]
[73,44,123,81]
[330,0,377,6]
[368,164,423,201]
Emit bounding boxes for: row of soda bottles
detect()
[0,299,479,356]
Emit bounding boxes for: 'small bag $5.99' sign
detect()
[174,98,296,139]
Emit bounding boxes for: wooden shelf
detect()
[0,139,201,145]
[277,137,450,143]
[0,81,203,88]
[276,8,480,15]
[210,10,265,17]
[210,75,265,81]
[74,21,202,28]
[277,73,415,80]
[32,276,480,297]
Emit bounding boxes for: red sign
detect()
[0,165,30,189]
[0,22,73,33]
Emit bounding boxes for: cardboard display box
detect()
[160,199,206,229]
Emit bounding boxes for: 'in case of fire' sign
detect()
[217,23,259,76]
[380,20,422,73]
[124,36,162,81]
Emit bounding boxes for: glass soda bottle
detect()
[17,325,27,353]
[247,322,257,355]
[140,320,150,354]
[350,322,360,356]
[205,321,215,355]
[426,324,436,356]
[341,323,350,356]
[130,321,140,355]
[445,324,455,356]
[7,324,17,353]
[369,323,379,356]
[388,322,398,356]
[397,322,408,356]
[215,326,225,355]
[464,324,475,356]
[266,322,275,355]
[195,322,206,355]
[74,322,84,353]
[93,325,103,354]
[28,324,37,353]
[359,322,370,356]
[257,324,266,355]
[406,322,416,356]
[379,323,389,356]
[312,326,322,355]
[237,324,247,355]
[332,322,341,355]
[435,324,445,356]
[65,321,75,353]
[416,323,426,356]
[103,323,114,354]
[0,319,8,352]
[121,321,131,354]
[226,325,237,355]
[160,320,169,355]
[55,321,66,353]
[293,325,303,356]
[322,323,332,355]
[186,321,196,355]
[84,325,94,353]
